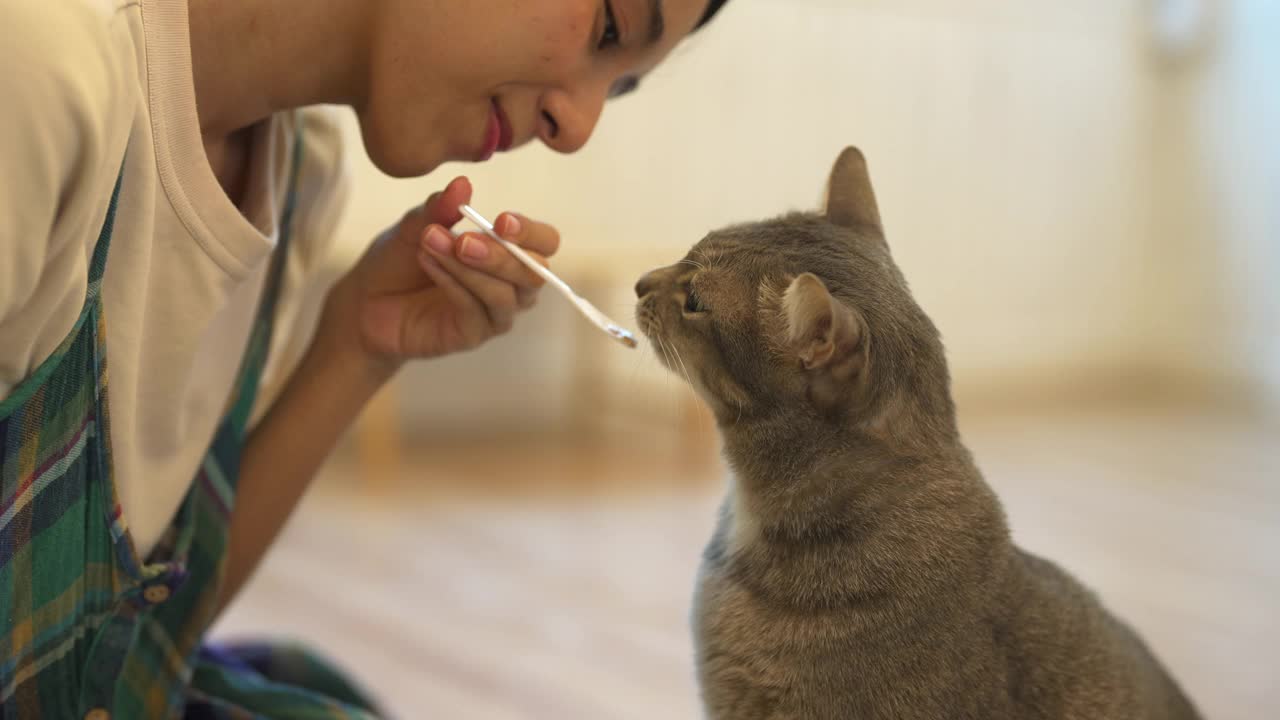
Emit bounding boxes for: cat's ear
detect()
[823,147,882,233]
[783,273,866,372]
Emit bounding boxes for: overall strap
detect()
[224,125,306,437]
[88,159,126,292]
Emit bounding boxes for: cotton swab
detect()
[457,204,638,349]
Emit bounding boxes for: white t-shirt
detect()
[0,0,350,557]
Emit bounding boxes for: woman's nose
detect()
[538,86,607,155]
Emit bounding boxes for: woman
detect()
[0,0,729,716]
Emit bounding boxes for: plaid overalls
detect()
[1,132,381,718]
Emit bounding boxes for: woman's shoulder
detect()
[0,0,139,192]
[2,0,139,103]
[0,0,140,372]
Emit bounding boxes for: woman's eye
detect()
[599,1,621,50]
[684,288,706,314]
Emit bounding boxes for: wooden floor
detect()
[212,402,1279,720]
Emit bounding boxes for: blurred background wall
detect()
[322,0,1278,439]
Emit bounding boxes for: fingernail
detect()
[502,214,523,237]
[426,226,452,255]
[461,235,490,261]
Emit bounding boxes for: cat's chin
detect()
[633,313,675,372]
[636,332,726,414]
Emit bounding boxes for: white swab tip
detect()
[608,325,639,349]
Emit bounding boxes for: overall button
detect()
[84,709,110,720]
[143,585,171,604]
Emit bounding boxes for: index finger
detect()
[423,177,473,228]
[455,231,549,290]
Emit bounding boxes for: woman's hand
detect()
[222,177,562,614]
[318,176,561,381]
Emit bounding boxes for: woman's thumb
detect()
[364,177,474,293]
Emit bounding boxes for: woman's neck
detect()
[187,0,370,142]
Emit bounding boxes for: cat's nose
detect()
[635,273,658,298]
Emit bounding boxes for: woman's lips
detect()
[478,105,500,162]
[494,100,514,152]
[478,97,517,158]
[477,99,514,162]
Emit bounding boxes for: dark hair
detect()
[696,0,731,29]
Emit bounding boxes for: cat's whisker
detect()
[669,340,693,387]
[656,337,678,396]
[693,249,717,273]
[623,355,647,391]
[622,333,653,391]
[680,257,707,273]
[654,339,672,397]
[669,342,709,440]
[656,336,673,373]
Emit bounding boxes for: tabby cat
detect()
[634,148,1202,720]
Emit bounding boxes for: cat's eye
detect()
[684,288,707,314]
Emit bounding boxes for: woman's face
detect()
[359,0,710,177]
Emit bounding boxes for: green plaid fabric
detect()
[1,130,380,719]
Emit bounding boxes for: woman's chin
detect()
[358,121,448,179]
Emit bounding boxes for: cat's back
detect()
[997,550,1203,720]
